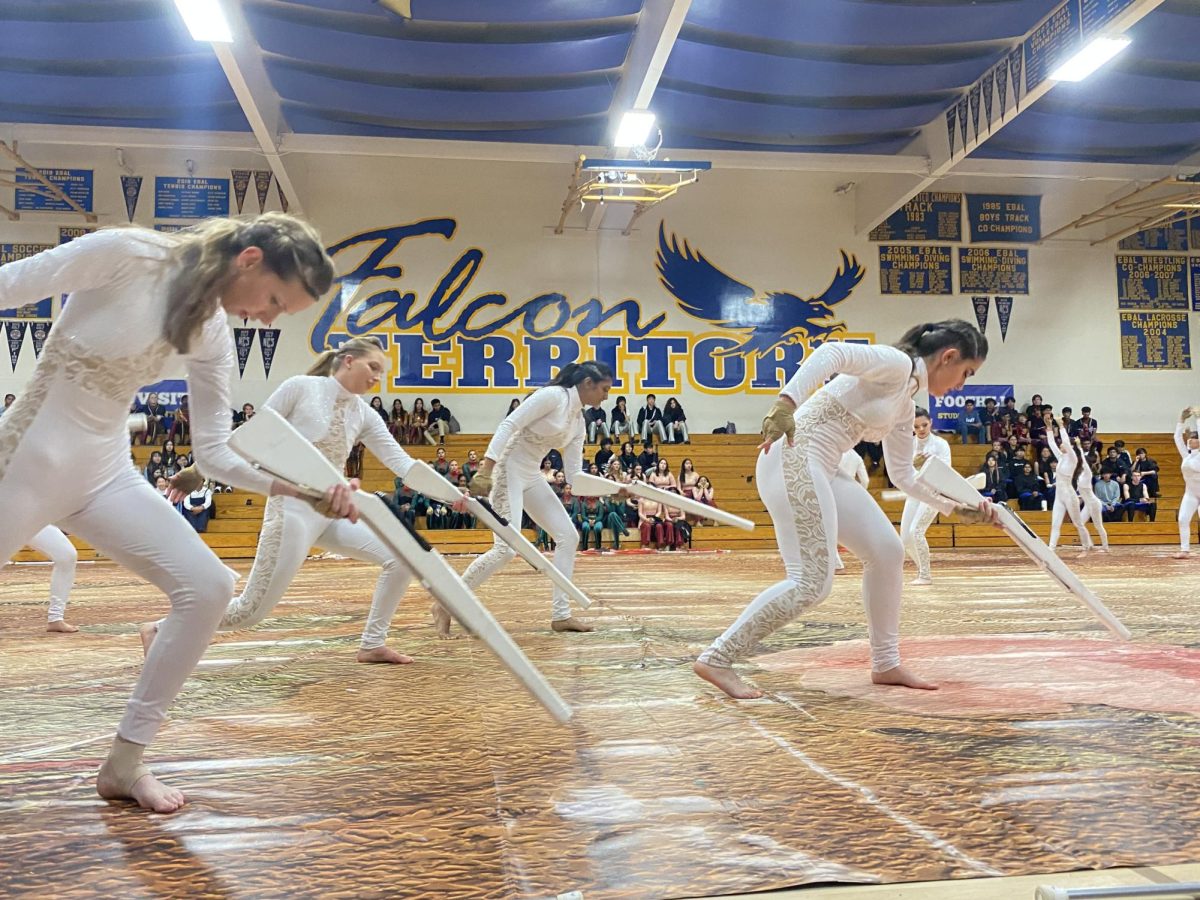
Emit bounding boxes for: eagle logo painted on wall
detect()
[656,223,865,359]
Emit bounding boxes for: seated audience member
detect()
[958,399,986,444]
[665,499,691,550]
[1041,459,1058,508]
[169,394,191,444]
[648,458,678,492]
[1112,439,1133,468]
[505,398,520,418]
[678,458,700,501]
[1094,470,1128,522]
[408,398,429,444]
[1012,463,1046,511]
[617,440,638,472]
[693,475,717,525]
[450,475,476,529]
[432,446,451,478]
[1,392,14,417]
[388,480,421,528]
[594,437,615,472]
[138,391,169,445]
[390,399,410,441]
[345,440,365,480]
[1024,394,1044,420]
[144,451,164,484]
[551,470,567,498]
[575,494,608,551]
[539,456,557,483]
[1007,447,1030,493]
[1127,471,1157,521]
[662,397,690,444]
[1060,407,1077,438]
[584,403,609,444]
[1034,445,1054,480]
[855,440,882,472]
[233,402,255,428]
[546,447,564,472]
[609,395,633,442]
[637,497,674,550]
[181,480,214,533]
[368,396,390,427]
[637,440,660,475]
[979,454,1008,504]
[425,398,453,444]
[447,459,462,484]
[1101,446,1130,484]
[637,394,668,444]
[1132,447,1160,497]
[980,397,998,437]
[463,449,481,483]
[999,396,1019,425]
[1011,414,1032,452]
[1075,406,1098,442]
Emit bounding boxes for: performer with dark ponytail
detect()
[434,361,614,635]
[695,321,999,700]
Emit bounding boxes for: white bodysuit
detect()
[1046,426,1092,551]
[0,230,275,746]
[1074,450,1110,550]
[699,342,958,674]
[216,375,418,650]
[1176,423,1200,552]
[900,431,952,581]
[833,449,870,569]
[461,384,585,621]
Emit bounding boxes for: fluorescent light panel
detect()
[174,0,233,43]
[614,111,656,149]
[1049,35,1130,82]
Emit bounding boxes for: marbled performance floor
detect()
[2,548,1198,899]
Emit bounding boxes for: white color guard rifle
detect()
[901,457,1131,640]
[570,472,756,532]
[228,408,573,723]
[400,459,593,611]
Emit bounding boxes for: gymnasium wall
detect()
[0,139,1194,433]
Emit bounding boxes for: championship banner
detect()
[969,82,982,140]
[967,194,1040,243]
[971,295,990,335]
[959,247,1030,294]
[154,177,230,219]
[0,244,54,318]
[1118,219,1189,252]
[58,227,92,244]
[878,245,953,295]
[995,296,1013,341]
[1191,257,1200,312]
[254,170,273,213]
[1116,254,1188,310]
[15,168,94,212]
[868,192,961,242]
[29,320,50,358]
[1025,0,1082,92]
[929,383,1014,430]
[234,326,256,377]
[946,105,958,156]
[232,169,252,214]
[135,379,188,411]
[6,321,26,371]
[1119,311,1191,370]
[982,69,995,131]
[259,327,281,377]
[121,175,142,222]
[276,180,289,213]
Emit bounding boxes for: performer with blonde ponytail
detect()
[434,361,614,636]
[694,320,1000,700]
[0,214,339,813]
[187,337,459,661]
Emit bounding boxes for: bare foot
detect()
[47,620,79,633]
[909,576,932,586]
[551,617,594,633]
[872,665,938,690]
[430,602,452,639]
[693,659,763,699]
[139,623,158,658]
[1173,551,1191,559]
[97,766,186,814]
[356,646,414,665]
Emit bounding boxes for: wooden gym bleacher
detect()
[14,430,1194,563]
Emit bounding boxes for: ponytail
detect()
[307,335,385,376]
[894,319,988,363]
[544,360,615,389]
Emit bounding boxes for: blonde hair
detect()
[162,213,335,354]
[307,335,386,377]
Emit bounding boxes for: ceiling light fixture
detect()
[1049,35,1130,82]
[173,0,233,43]
[615,111,657,149]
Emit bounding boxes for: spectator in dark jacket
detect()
[425,398,453,444]
[662,397,690,444]
[1132,447,1160,497]
[637,395,668,443]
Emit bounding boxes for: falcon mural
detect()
[656,223,866,359]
